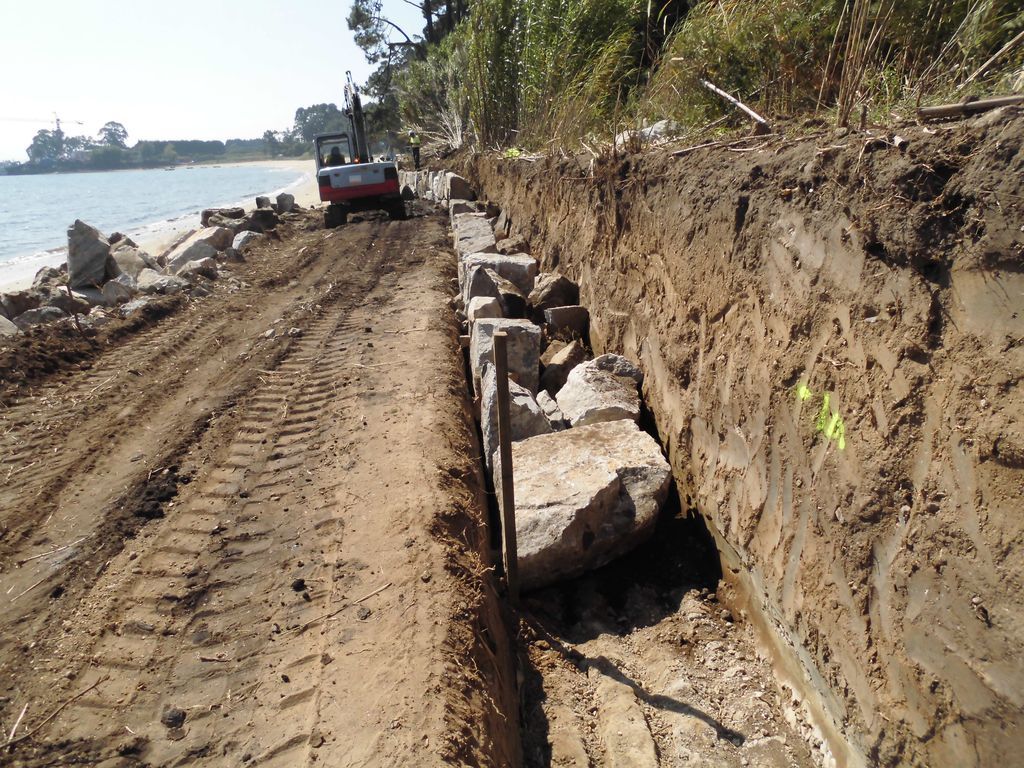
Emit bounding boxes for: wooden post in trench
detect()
[492,331,520,606]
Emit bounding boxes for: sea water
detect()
[0,164,307,289]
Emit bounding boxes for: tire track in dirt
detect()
[3,212,509,767]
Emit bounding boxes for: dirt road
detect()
[0,208,516,766]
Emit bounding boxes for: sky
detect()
[0,0,424,161]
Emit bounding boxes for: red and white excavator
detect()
[314,71,405,228]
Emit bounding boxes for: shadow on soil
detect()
[518,479,738,765]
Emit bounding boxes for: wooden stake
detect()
[492,332,520,606]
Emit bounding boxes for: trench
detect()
[431,178,834,767]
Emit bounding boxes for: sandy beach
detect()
[0,159,318,293]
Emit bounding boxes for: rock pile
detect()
[0,197,280,334]
[402,169,672,590]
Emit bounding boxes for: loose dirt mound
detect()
[465,108,1024,767]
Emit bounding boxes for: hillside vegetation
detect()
[373,0,1024,150]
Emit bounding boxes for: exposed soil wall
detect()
[463,109,1024,767]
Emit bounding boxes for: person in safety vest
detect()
[408,130,421,170]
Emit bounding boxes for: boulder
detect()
[14,306,67,329]
[479,365,552,468]
[453,212,497,258]
[167,241,218,274]
[220,247,245,263]
[232,231,262,253]
[138,269,189,295]
[544,305,590,340]
[177,257,219,281]
[470,318,542,395]
[536,390,567,430]
[255,196,272,208]
[67,220,112,289]
[460,252,537,298]
[494,419,671,590]
[45,289,91,316]
[0,315,19,336]
[101,279,135,306]
[108,232,137,247]
[541,339,568,366]
[467,296,502,324]
[201,207,245,226]
[541,339,588,395]
[464,265,502,305]
[496,234,529,256]
[72,288,106,307]
[1,290,42,320]
[529,272,579,313]
[111,243,158,279]
[276,192,296,213]
[31,266,65,293]
[247,208,279,232]
[445,172,475,201]
[556,354,642,426]
[494,209,512,239]
[207,214,251,234]
[483,269,528,318]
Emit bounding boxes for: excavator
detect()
[314,72,405,228]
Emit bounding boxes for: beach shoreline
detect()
[0,159,319,293]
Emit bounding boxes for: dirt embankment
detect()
[464,109,1024,767]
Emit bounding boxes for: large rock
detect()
[177,257,218,281]
[460,252,537,297]
[232,230,262,253]
[529,272,579,313]
[0,315,19,336]
[464,265,503,305]
[453,212,497,258]
[276,192,296,213]
[167,240,218,274]
[541,339,589,395]
[497,234,529,255]
[556,354,642,426]
[101,279,135,306]
[467,296,502,324]
[45,289,91,315]
[479,365,552,468]
[31,266,65,293]
[486,270,528,318]
[1,290,42,320]
[544,305,590,340]
[111,243,159,279]
[13,306,67,329]
[207,214,251,234]
[494,419,671,590]
[67,220,113,289]
[247,208,279,232]
[446,172,475,201]
[138,269,189,295]
[470,318,542,394]
[255,196,272,209]
[201,207,245,226]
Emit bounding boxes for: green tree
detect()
[161,145,178,164]
[292,104,348,142]
[263,129,281,156]
[26,128,63,162]
[98,121,129,148]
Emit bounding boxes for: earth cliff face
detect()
[466,109,1024,767]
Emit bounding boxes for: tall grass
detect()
[393,0,1024,151]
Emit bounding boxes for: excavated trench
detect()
[442,108,1024,768]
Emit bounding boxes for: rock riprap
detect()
[480,366,552,467]
[556,353,643,426]
[470,318,541,394]
[67,220,116,289]
[495,419,671,590]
